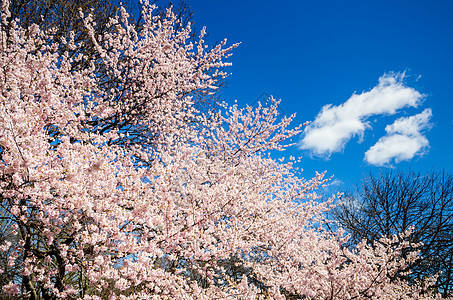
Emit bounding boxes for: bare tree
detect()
[334,169,453,297]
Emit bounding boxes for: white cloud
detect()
[364,109,432,166]
[299,73,424,156]
[384,108,432,136]
[328,178,343,187]
[364,135,428,166]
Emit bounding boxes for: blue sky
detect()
[188,0,453,189]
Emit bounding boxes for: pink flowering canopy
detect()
[0,0,443,299]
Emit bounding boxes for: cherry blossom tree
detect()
[0,0,444,299]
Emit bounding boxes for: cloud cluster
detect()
[364,109,432,166]
[299,73,432,166]
[299,73,424,156]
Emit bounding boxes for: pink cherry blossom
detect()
[0,0,444,299]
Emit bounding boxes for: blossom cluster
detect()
[0,0,442,299]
